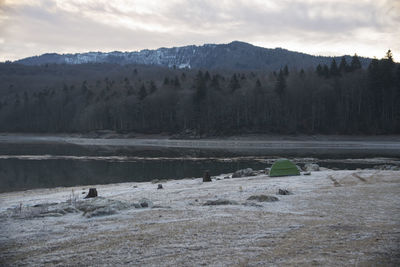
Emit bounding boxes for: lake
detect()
[0,135,399,192]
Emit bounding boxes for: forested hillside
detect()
[0,51,399,135]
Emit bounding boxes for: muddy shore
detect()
[0,134,399,157]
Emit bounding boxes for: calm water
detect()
[0,138,398,192]
[0,155,393,193]
[0,157,270,192]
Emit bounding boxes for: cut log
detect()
[84,188,98,198]
[203,171,212,182]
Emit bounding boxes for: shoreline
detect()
[1,169,399,265]
[0,156,399,194]
[0,133,399,158]
[1,132,400,141]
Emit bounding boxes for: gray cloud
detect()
[0,0,398,61]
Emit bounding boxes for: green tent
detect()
[269,159,300,177]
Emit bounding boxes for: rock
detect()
[303,171,311,175]
[85,207,117,218]
[264,168,270,175]
[247,195,279,202]
[203,171,212,182]
[242,202,263,207]
[296,165,303,172]
[44,208,67,215]
[203,199,239,206]
[152,205,171,209]
[232,168,256,178]
[138,198,153,208]
[132,203,142,209]
[373,164,400,171]
[151,179,160,184]
[63,206,79,213]
[76,197,131,216]
[4,197,131,219]
[157,184,163,189]
[278,189,292,195]
[38,212,64,217]
[33,202,58,208]
[36,203,80,217]
[84,188,98,199]
[304,163,320,172]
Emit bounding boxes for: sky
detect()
[0,0,399,62]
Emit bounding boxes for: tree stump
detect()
[85,188,98,198]
[278,189,291,195]
[203,171,212,182]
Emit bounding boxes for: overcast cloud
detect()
[0,0,399,61]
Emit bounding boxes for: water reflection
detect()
[0,158,268,192]
[0,154,391,192]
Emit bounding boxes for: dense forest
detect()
[0,51,399,135]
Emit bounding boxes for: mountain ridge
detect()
[14,41,371,71]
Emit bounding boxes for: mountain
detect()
[14,41,370,71]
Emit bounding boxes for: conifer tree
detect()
[283,65,289,76]
[275,69,286,97]
[350,54,362,71]
[149,81,157,94]
[229,73,240,92]
[316,64,323,76]
[339,56,348,73]
[322,65,330,78]
[330,59,339,76]
[138,84,147,100]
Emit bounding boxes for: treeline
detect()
[0,51,399,135]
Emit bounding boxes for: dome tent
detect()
[269,159,300,177]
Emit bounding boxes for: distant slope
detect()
[14,41,371,71]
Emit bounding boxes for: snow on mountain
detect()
[14,41,371,71]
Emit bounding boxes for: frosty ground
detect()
[1,169,399,266]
